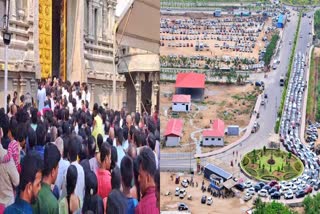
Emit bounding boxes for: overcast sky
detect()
[116,0,130,17]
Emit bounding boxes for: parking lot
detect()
[160,13,278,70]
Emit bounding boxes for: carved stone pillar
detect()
[10,0,17,19]
[152,82,159,114]
[88,2,93,38]
[13,79,19,94]
[28,0,34,19]
[135,73,141,113]
[90,83,95,108]
[17,0,26,20]
[97,4,103,40]
[107,84,112,108]
[30,79,36,95]
[102,4,108,40]
[19,78,27,96]
[107,4,112,38]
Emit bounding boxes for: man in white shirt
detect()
[68,136,85,202]
[53,137,70,197]
[37,82,46,111]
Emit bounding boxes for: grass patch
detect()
[283,0,320,5]
[307,48,315,119]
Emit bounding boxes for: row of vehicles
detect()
[239,179,318,201]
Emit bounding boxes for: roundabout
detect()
[241,148,304,181]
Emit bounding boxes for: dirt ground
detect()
[160,172,253,214]
[160,14,273,62]
[160,82,258,153]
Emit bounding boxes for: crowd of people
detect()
[0,78,160,214]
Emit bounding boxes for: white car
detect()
[284,191,294,199]
[243,193,253,201]
[246,187,255,196]
[179,189,186,199]
[175,187,180,196]
[181,179,188,188]
[244,181,253,188]
[258,189,268,197]
[207,197,213,205]
[280,187,290,195]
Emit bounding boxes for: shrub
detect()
[245,167,258,177]
[294,161,302,172]
[261,175,279,181]
[242,156,249,166]
[283,172,298,180]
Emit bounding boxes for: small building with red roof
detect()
[164,119,184,147]
[175,72,205,101]
[172,94,191,112]
[202,119,225,146]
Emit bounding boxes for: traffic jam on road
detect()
[237,52,320,201]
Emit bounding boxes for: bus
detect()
[280,75,285,86]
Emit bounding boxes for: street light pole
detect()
[3,0,10,114]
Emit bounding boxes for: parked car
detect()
[207,197,213,206]
[179,189,186,199]
[178,203,189,211]
[268,187,277,194]
[284,191,294,199]
[254,184,261,192]
[270,192,281,199]
[304,186,313,194]
[165,191,171,196]
[295,190,305,198]
[246,187,255,196]
[268,180,278,187]
[181,179,188,188]
[244,181,253,188]
[235,183,245,191]
[258,189,268,197]
[201,195,207,204]
[243,193,253,201]
[175,187,180,196]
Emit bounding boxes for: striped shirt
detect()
[1,140,20,173]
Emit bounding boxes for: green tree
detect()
[281,163,284,171]
[263,146,266,155]
[278,166,280,172]
[269,165,272,172]
[253,200,297,214]
[288,152,292,159]
[303,193,320,214]
[259,160,261,169]
[262,164,265,173]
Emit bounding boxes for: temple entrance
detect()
[39,0,67,80]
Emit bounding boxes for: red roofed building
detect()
[164,119,183,147]
[202,119,225,146]
[172,94,191,112]
[175,72,205,101]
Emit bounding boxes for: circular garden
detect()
[240,148,304,181]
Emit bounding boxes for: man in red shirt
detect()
[96,142,112,199]
[135,147,159,214]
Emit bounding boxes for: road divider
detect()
[276,12,302,134]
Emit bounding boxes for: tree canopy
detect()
[303,192,320,214]
[253,198,297,214]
